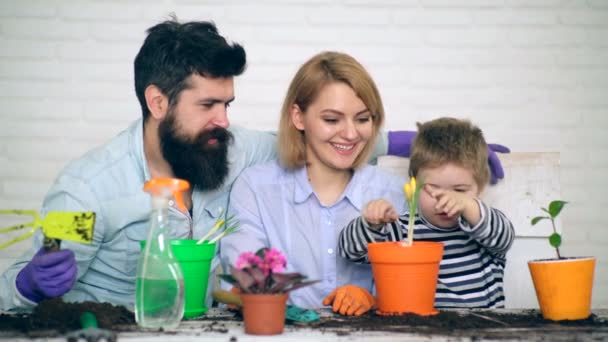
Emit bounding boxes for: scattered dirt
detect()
[0,298,134,337]
[1,300,606,339]
[309,309,607,334]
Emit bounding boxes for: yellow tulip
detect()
[403,182,412,202]
[404,176,419,246]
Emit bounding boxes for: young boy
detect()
[338,117,515,308]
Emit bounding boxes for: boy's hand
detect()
[425,185,479,223]
[362,199,399,228]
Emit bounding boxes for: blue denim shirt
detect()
[220,161,406,309]
[0,119,278,311]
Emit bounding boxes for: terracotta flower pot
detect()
[368,241,443,316]
[240,293,288,335]
[528,257,595,321]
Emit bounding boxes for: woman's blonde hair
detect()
[409,117,490,189]
[278,51,385,169]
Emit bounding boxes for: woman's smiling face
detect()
[291,82,374,173]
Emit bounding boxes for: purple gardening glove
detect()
[15,248,77,303]
[387,131,511,184]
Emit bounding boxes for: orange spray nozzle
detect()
[143,178,190,212]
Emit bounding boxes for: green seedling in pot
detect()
[0,210,96,250]
[531,200,567,259]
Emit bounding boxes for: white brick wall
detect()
[0,0,606,308]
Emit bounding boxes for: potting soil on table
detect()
[1,299,607,339]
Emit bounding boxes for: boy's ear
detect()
[145,85,169,120]
[291,104,305,131]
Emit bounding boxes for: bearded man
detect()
[0,19,276,311]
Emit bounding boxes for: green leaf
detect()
[548,200,567,219]
[531,216,548,225]
[217,274,237,285]
[255,247,269,259]
[230,266,256,290]
[549,233,562,248]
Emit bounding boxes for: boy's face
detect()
[417,162,481,228]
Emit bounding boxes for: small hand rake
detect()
[0,210,96,250]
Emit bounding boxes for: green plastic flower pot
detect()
[140,239,216,319]
[171,239,216,319]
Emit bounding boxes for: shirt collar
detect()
[294,166,314,204]
[128,118,150,183]
[292,165,367,211]
[341,166,366,211]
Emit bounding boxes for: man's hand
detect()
[362,199,399,229]
[15,248,77,303]
[322,285,375,316]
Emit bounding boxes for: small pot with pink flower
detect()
[219,248,318,335]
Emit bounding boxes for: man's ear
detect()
[144,85,169,120]
[291,104,305,131]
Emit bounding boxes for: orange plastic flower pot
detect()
[528,257,595,321]
[240,293,288,335]
[368,241,443,316]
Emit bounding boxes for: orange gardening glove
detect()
[322,285,376,316]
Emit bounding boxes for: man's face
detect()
[159,75,235,190]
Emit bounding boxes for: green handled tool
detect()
[0,210,96,250]
[66,311,117,342]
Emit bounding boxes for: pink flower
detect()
[222,247,318,294]
[235,252,262,270]
[262,248,287,275]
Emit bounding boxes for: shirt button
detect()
[328,248,334,254]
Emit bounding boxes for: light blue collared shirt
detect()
[220,160,406,309]
[0,118,278,311]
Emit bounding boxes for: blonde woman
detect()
[220,52,406,316]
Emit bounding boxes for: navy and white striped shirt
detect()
[338,200,515,308]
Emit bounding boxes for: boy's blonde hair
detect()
[409,117,490,189]
[278,51,385,169]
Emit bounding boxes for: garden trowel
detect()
[212,289,320,323]
[66,311,117,342]
[0,210,96,250]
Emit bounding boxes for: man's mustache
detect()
[194,127,232,147]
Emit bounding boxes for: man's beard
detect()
[159,112,233,191]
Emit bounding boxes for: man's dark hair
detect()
[134,18,246,120]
